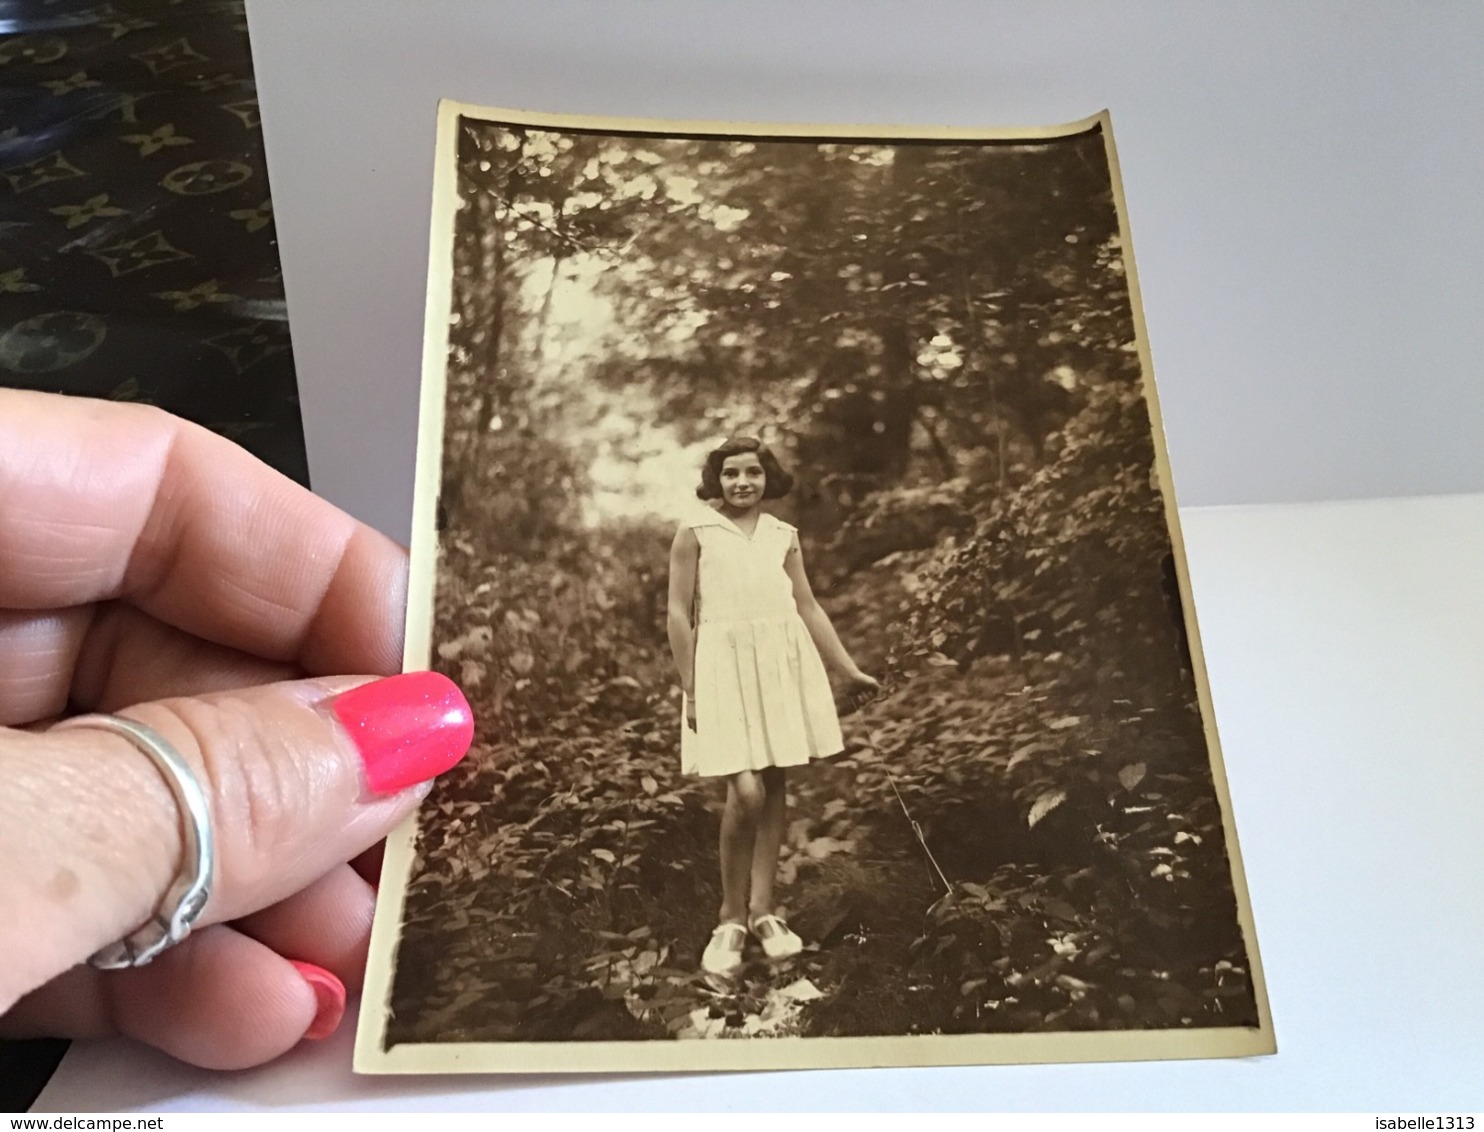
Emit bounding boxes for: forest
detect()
[385,117,1259,1046]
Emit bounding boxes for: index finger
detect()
[0,390,406,675]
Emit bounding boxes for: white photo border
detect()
[354,101,1274,1074]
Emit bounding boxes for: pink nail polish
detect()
[289,960,347,1041]
[331,671,473,795]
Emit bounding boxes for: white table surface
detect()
[34,492,1484,1111]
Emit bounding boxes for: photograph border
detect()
[354,100,1273,1074]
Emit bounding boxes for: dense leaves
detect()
[384,119,1258,1046]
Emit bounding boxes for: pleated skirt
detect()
[681,614,844,778]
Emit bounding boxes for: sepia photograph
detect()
[356,103,1272,1073]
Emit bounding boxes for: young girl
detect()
[666,437,878,978]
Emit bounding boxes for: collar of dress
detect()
[693,509,784,541]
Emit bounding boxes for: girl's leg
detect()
[747,766,788,919]
[718,770,766,924]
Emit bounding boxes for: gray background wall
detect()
[246,0,1484,541]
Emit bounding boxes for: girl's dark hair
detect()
[696,436,795,501]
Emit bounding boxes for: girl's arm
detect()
[666,526,700,699]
[784,534,876,688]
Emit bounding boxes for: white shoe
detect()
[701,922,747,978]
[749,913,804,960]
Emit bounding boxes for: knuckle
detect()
[127,694,309,900]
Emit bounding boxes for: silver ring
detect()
[53,714,215,969]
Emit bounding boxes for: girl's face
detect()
[718,453,766,510]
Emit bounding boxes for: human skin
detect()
[0,389,472,1068]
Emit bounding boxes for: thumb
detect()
[0,670,472,1011]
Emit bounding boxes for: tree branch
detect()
[916,408,958,479]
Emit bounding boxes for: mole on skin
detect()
[46,867,80,903]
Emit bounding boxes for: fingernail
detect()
[331,671,473,795]
[289,961,346,1041]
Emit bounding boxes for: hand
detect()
[843,669,881,711]
[0,391,474,1069]
[685,694,697,731]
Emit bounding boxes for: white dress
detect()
[680,509,844,777]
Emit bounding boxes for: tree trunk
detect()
[874,144,930,481]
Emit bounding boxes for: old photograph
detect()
[356,103,1272,1072]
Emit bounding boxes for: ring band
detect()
[53,714,215,969]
